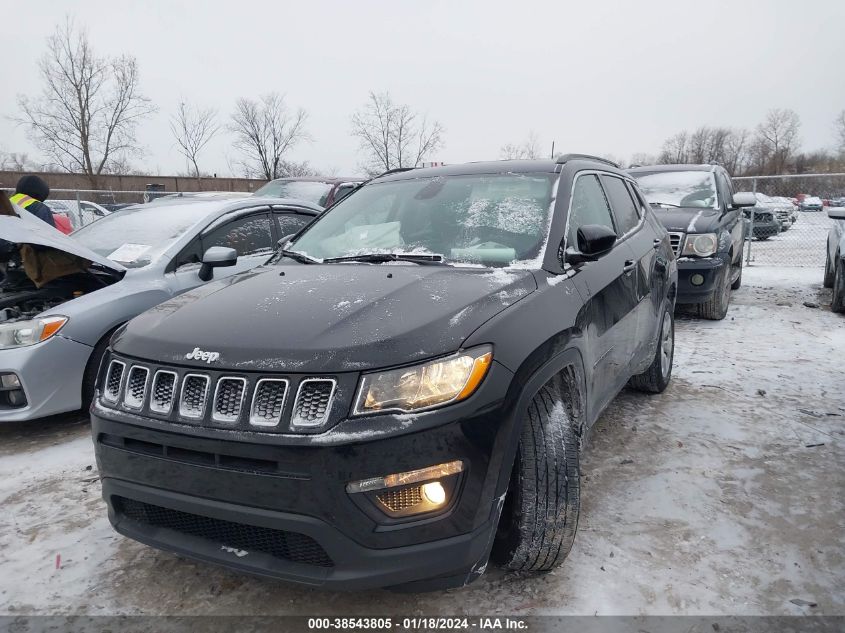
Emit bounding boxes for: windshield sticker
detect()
[108,243,151,262]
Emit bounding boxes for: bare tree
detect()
[659,131,690,164]
[754,108,801,174]
[229,93,309,180]
[835,110,845,155]
[723,128,750,175]
[170,101,220,178]
[0,150,40,171]
[14,19,156,187]
[350,91,444,175]
[500,131,541,160]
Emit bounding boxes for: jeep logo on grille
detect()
[185,347,220,364]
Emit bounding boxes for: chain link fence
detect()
[732,173,845,268]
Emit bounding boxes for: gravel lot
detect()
[1,267,842,617]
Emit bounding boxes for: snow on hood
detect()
[113,264,537,372]
[0,213,126,274]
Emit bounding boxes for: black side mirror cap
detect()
[563,224,617,266]
[198,246,238,281]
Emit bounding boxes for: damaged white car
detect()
[0,197,321,421]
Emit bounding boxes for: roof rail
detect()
[372,167,416,179]
[555,154,620,168]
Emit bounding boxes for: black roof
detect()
[628,164,720,174]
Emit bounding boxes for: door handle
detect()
[623,260,637,273]
[653,238,661,249]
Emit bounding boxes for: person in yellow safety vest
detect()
[9,175,56,228]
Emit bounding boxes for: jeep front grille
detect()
[212,377,247,423]
[99,357,337,432]
[150,370,177,414]
[292,379,336,427]
[123,366,149,409]
[103,360,125,403]
[667,232,684,256]
[250,379,288,427]
[179,374,210,420]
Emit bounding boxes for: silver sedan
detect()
[0,196,321,421]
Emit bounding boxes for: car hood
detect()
[0,214,125,275]
[651,207,723,233]
[113,264,537,372]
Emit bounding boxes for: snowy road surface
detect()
[0,267,842,616]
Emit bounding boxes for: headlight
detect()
[0,316,68,350]
[353,345,493,415]
[681,233,718,257]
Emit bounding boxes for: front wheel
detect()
[492,385,580,572]
[629,308,674,393]
[698,266,731,320]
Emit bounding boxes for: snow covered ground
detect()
[0,266,842,616]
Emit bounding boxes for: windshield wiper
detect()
[322,253,445,265]
[280,249,319,264]
[649,201,681,208]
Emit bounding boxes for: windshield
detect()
[253,180,333,206]
[288,173,556,267]
[632,171,719,209]
[71,204,212,267]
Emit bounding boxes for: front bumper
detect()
[0,335,92,422]
[91,360,517,590]
[675,255,729,304]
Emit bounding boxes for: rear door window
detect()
[275,212,314,240]
[601,175,640,235]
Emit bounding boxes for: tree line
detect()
[4,20,445,186]
[5,20,845,186]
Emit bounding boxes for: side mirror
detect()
[732,192,757,208]
[564,224,617,265]
[828,208,845,220]
[198,246,237,281]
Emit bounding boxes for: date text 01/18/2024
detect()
[307,617,528,630]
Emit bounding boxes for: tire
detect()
[758,235,769,241]
[629,307,674,393]
[697,265,731,320]
[823,249,835,288]
[731,254,743,290]
[833,258,845,314]
[80,328,119,412]
[492,384,580,572]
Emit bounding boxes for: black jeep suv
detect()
[92,156,678,591]
[629,164,755,320]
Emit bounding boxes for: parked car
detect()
[742,206,781,240]
[91,155,678,591]
[0,197,322,420]
[46,199,112,231]
[629,164,753,319]
[800,196,824,211]
[253,177,367,208]
[824,206,845,312]
[764,194,795,230]
[774,196,799,224]
[829,196,845,208]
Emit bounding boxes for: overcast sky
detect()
[2,0,843,177]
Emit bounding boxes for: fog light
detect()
[0,373,21,389]
[421,481,446,505]
[690,274,705,286]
